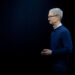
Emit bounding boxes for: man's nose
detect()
[48,18,50,20]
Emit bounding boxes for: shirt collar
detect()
[55,23,62,29]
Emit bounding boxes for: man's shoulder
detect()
[60,25,70,33]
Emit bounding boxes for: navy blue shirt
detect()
[50,25,72,59]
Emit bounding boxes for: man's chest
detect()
[51,31,62,45]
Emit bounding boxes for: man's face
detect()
[48,11,59,25]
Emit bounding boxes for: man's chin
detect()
[49,22,52,24]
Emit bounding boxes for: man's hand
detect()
[41,49,52,55]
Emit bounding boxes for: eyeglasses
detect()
[48,15,58,18]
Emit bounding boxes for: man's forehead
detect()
[48,11,54,16]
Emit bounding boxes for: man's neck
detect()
[53,21,61,29]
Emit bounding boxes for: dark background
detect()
[0,0,74,74]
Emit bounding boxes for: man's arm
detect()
[52,31,73,55]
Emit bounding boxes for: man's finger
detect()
[41,52,46,55]
[43,49,48,52]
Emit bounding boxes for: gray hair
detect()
[49,8,63,20]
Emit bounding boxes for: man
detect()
[41,8,73,75]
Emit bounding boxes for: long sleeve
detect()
[50,26,73,55]
[52,30,73,55]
